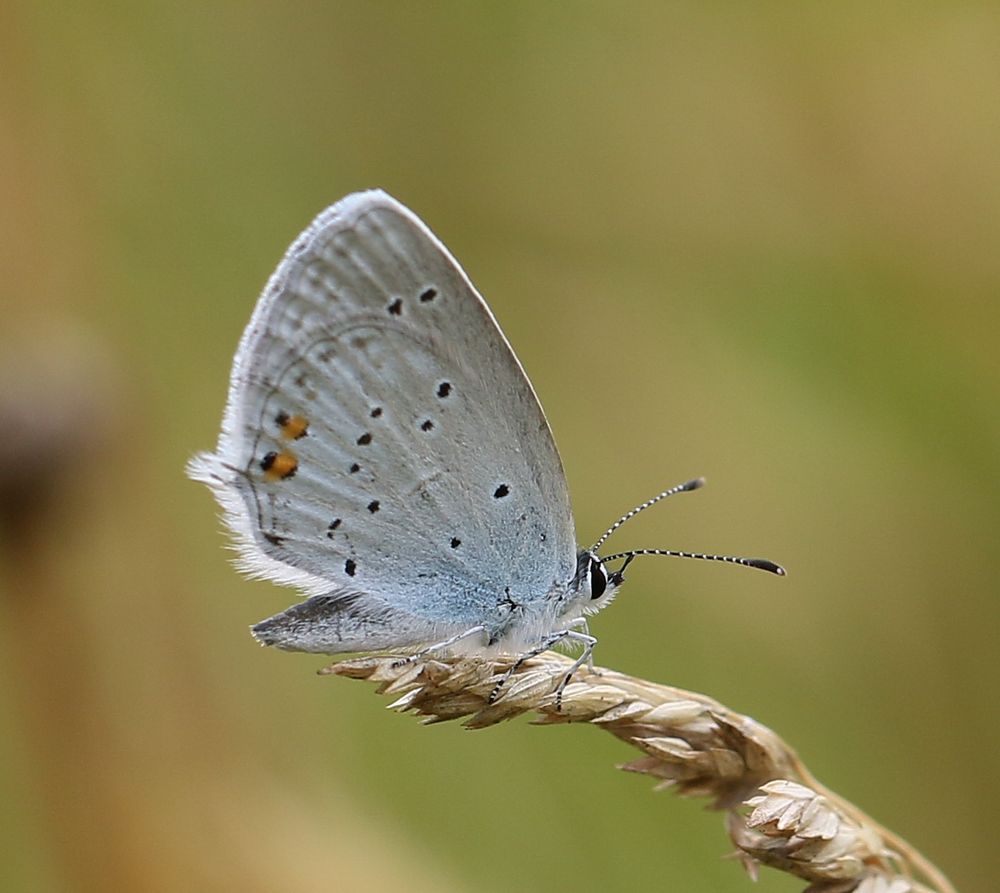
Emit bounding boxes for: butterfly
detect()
[188,190,783,701]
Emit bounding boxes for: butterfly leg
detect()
[551,630,598,710]
[566,617,595,671]
[487,628,598,709]
[390,624,488,669]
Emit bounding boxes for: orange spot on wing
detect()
[280,414,309,440]
[262,450,299,481]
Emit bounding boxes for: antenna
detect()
[600,548,785,576]
[591,477,705,552]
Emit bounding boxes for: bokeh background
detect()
[2,4,995,891]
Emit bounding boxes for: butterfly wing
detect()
[189,191,577,651]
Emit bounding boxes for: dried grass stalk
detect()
[325,653,954,893]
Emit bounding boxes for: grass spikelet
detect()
[324,653,955,893]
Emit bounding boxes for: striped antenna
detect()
[600,548,785,576]
[590,477,705,552]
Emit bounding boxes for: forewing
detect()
[190,191,577,632]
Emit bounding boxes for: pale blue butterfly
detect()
[188,191,783,701]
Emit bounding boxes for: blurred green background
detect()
[2,3,994,891]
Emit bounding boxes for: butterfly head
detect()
[568,549,629,617]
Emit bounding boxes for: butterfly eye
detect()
[589,559,608,600]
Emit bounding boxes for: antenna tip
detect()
[684,477,706,491]
[750,558,786,576]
